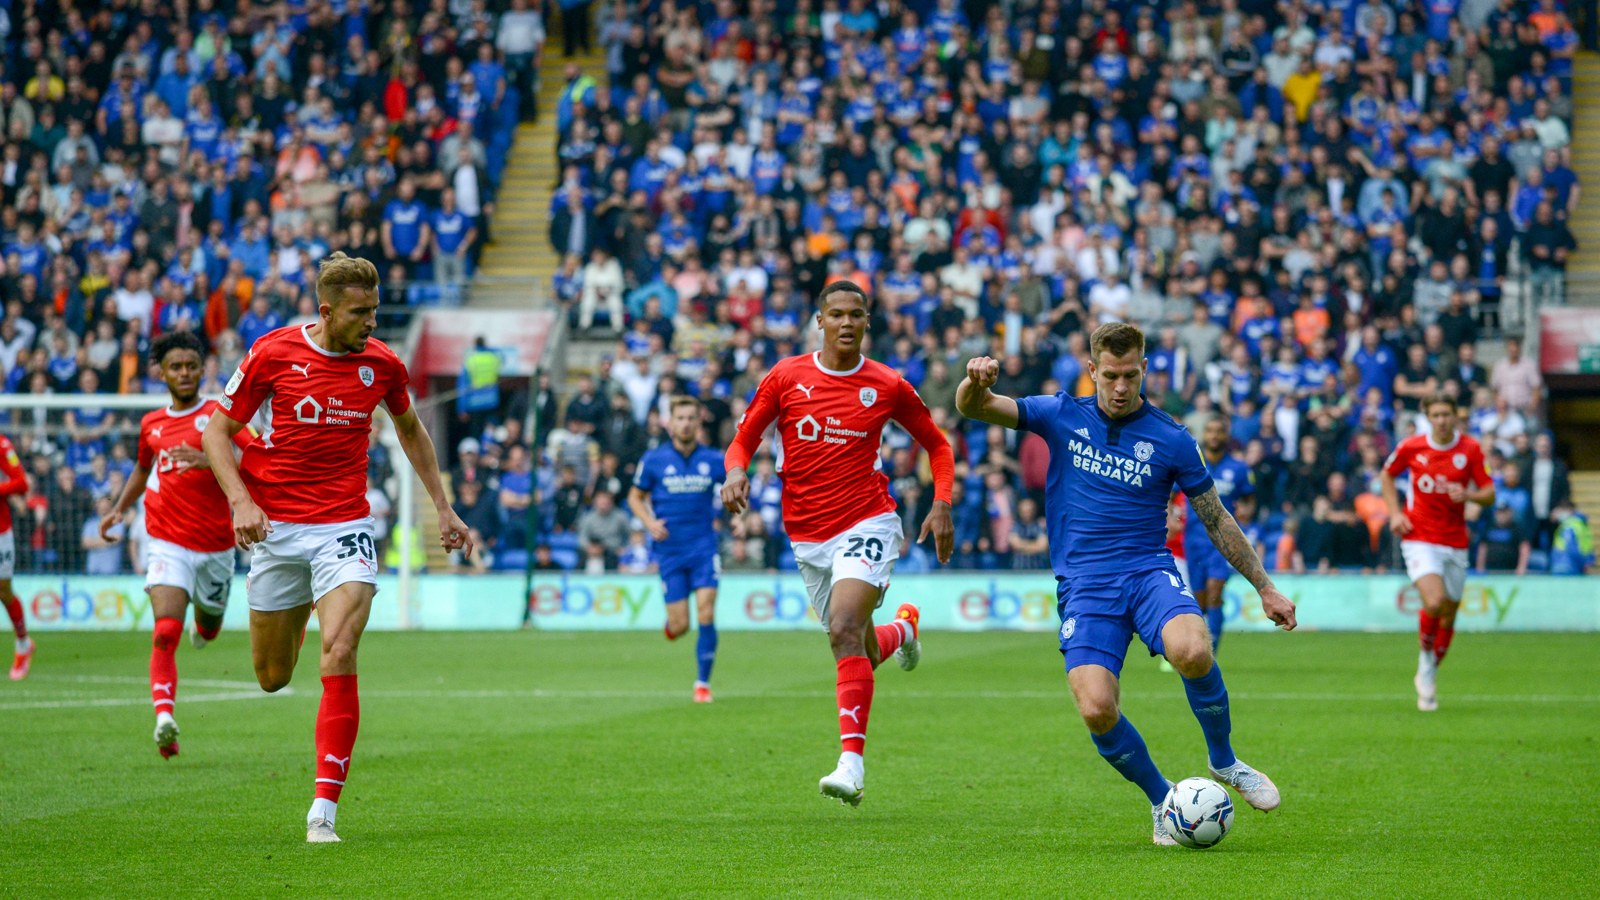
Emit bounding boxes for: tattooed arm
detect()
[1190,486,1298,630]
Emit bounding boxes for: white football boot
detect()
[819,752,865,807]
[891,604,920,671]
[1209,759,1281,812]
[154,711,180,759]
[306,818,341,843]
[1415,649,1439,711]
[1152,779,1178,845]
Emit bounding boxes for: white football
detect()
[1161,777,1235,848]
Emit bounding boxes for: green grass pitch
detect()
[3,629,1595,898]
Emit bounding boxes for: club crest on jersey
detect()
[359,365,375,387]
[859,387,877,407]
[195,415,210,433]
[698,462,711,475]
[1133,441,1155,462]
[1061,617,1076,640]
[1453,453,1467,469]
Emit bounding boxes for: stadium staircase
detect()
[1572,472,1600,517]
[473,50,609,306]
[1566,52,1600,290]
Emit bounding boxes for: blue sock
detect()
[1090,714,1171,806]
[1182,664,1236,770]
[1205,606,1225,653]
[695,623,717,684]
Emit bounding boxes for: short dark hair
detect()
[1423,392,1458,413]
[1089,322,1145,362]
[817,280,870,312]
[149,330,205,366]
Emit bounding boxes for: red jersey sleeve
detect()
[0,437,28,497]
[137,413,156,469]
[382,352,413,416]
[725,368,783,472]
[891,379,954,504]
[218,348,272,424]
[1383,440,1414,477]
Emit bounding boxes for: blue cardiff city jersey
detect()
[1016,394,1214,578]
[1184,452,1254,532]
[633,443,723,559]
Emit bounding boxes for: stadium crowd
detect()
[0,0,538,573]
[528,0,1593,576]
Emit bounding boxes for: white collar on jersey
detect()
[1425,430,1461,452]
[811,351,865,377]
[300,323,350,358]
[163,400,205,418]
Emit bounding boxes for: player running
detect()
[721,282,954,806]
[1379,394,1494,712]
[0,430,31,680]
[1184,414,1255,654]
[629,395,724,702]
[102,331,255,758]
[202,254,470,843]
[957,323,1296,845]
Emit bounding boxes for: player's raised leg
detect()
[1159,612,1279,812]
[819,577,884,806]
[3,576,32,682]
[148,586,189,758]
[693,587,717,702]
[1068,663,1176,845]
[307,582,373,843]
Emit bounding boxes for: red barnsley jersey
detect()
[0,434,29,533]
[138,401,254,552]
[1383,432,1492,549]
[218,324,412,524]
[726,352,952,543]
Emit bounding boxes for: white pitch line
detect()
[356,688,1600,704]
[29,674,267,690]
[0,688,295,711]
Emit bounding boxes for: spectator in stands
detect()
[1478,503,1531,574]
[1491,337,1543,413]
[576,490,630,569]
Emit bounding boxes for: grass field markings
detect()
[354,688,1600,703]
[0,688,296,711]
[27,674,269,690]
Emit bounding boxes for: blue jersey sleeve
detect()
[1173,432,1216,498]
[633,452,656,491]
[1015,392,1067,437]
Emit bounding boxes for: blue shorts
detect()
[1056,567,1203,677]
[660,553,719,604]
[1183,536,1234,588]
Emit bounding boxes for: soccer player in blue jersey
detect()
[1184,414,1256,654]
[629,396,724,703]
[957,323,1297,845]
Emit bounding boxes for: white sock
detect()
[15,636,29,653]
[309,797,337,826]
[838,751,864,780]
[898,619,915,642]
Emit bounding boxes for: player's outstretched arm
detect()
[893,381,957,564]
[391,406,473,555]
[722,373,782,515]
[627,486,670,541]
[1379,470,1412,537]
[203,413,273,549]
[955,357,1020,428]
[1191,487,1297,631]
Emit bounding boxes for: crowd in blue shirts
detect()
[531,0,1588,575]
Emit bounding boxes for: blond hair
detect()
[316,252,380,307]
[668,395,702,414]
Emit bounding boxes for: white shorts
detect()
[0,530,13,580]
[145,538,235,615]
[1401,540,1468,601]
[792,512,904,625]
[247,518,379,613]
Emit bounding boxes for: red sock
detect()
[836,656,874,756]
[874,620,909,658]
[151,617,181,714]
[314,675,360,802]
[196,617,221,642]
[1418,611,1440,655]
[4,597,25,640]
[1434,627,1455,664]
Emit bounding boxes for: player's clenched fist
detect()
[231,498,273,550]
[967,356,1000,389]
[721,467,751,515]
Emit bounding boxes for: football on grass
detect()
[1162,777,1234,848]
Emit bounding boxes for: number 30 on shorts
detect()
[842,536,884,562]
[335,532,376,561]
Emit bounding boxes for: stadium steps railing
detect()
[475,50,609,295]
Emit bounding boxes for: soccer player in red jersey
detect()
[721,282,955,806]
[202,254,471,842]
[1380,394,1495,712]
[102,331,256,758]
[0,430,31,680]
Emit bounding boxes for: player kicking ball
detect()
[629,395,724,702]
[721,282,954,806]
[102,331,255,758]
[1379,394,1494,712]
[957,323,1296,845]
[202,254,470,842]
[1184,414,1255,655]
[0,430,31,680]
